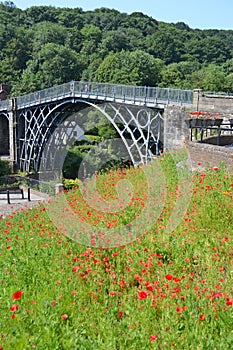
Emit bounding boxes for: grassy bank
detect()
[0,152,233,349]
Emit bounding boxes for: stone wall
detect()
[0,116,9,155]
[193,90,233,118]
[164,90,233,151]
[188,141,233,171]
[163,105,190,150]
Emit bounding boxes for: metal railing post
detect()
[7,190,10,204]
[28,187,31,202]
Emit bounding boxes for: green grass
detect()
[1,150,233,349]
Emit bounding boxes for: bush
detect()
[63,178,80,190]
[0,160,11,176]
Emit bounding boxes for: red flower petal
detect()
[10,304,19,312]
[12,291,23,300]
[150,334,158,341]
[165,274,173,281]
[61,314,68,319]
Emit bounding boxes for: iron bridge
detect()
[0,81,193,174]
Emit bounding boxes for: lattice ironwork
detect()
[0,80,193,172]
[102,103,163,164]
[17,98,163,173]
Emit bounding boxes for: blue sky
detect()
[12,0,233,30]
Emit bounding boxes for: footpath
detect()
[0,189,48,219]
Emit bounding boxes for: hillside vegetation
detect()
[1,1,233,95]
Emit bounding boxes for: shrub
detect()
[0,159,11,176]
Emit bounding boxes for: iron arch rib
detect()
[16,98,163,174]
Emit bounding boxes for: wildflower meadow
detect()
[0,151,233,349]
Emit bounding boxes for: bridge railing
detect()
[16,82,72,108]
[73,81,193,105]
[0,81,193,110]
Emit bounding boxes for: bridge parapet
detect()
[0,81,193,110]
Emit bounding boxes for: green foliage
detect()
[13,43,84,94]
[202,64,226,92]
[98,29,132,57]
[121,11,158,35]
[0,159,11,176]
[94,50,164,86]
[225,73,233,92]
[24,5,59,25]
[146,28,185,64]
[62,177,80,189]
[30,21,68,52]
[62,145,88,179]
[1,3,233,92]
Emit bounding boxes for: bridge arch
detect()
[0,112,10,156]
[17,98,163,174]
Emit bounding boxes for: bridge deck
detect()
[0,81,193,111]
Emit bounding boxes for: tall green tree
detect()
[79,24,102,57]
[56,7,84,28]
[185,36,230,65]
[121,12,158,35]
[159,61,201,89]
[98,29,132,57]
[145,29,185,64]
[24,5,58,25]
[0,27,30,84]
[13,43,84,94]
[83,8,126,31]
[94,50,164,86]
[30,22,68,52]
[202,64,226,92]
[225,73,233,93]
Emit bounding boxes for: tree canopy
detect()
[1,1,233,94]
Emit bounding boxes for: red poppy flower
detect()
[226,298,233,306]
[112,252,119,257]
[150,334,158,341]
[165,274,173,281]
[10,304,19,312]
[173,277,181,283]
[118,311,124,319]
[72,266,79,272]
[12,291,23,300]
[176,306,183,313]
[137,291,149,300]
[61,314,68,319]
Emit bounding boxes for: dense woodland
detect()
[1,1,233,96]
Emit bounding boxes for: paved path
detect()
[0,190,48,219]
